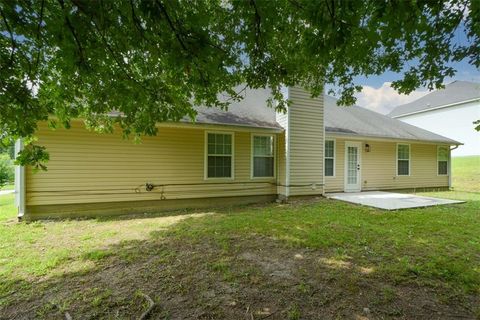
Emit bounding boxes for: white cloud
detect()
[355,82,429,115]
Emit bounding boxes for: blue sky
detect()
[346,27,480,114]
[358,26,479,87]
[356,58,480,89]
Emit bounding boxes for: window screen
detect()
[397,144,410,176]
[252,135,274,177]
[437,146,449,175]
[207,133,232,178]
[324,140,335,176]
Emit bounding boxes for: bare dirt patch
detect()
[1,233,478,319]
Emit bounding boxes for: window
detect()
[324,140,335,176]
[252,135,274,178]
[437,146,449,175]
[206,132,233,178]
[397,144,410,176]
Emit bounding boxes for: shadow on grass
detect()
[1,198,479,320]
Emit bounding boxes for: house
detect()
[15,87,461,220]
[389,81,480,156]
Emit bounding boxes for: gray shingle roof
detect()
[108,86,461,144]
[389,81,480,117]
[191,87,282,130]
[325,95,461,144]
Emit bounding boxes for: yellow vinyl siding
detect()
[26,121,278,210]
[325,137,449,192]
[288,87,324,196]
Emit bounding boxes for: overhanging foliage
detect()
[0,0,478,166]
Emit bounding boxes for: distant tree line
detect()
[0,144,14,188]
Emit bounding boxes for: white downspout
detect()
[285,105,291,198]
[449,145,459,189]
[14,140,25,219]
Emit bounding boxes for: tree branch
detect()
[155,0,188,51]
[71,0,154,93]
[0,5,16,63]
[154,0,210,86]
[58,0,85,64]
[250,0,262,55]
[129,0,146,37]
[34,0,45,75]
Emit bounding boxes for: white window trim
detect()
[437,145,449,176]
[204,131,235,180]
[324,139,336,178]
[250,133,276,179]
[396,143,411,176]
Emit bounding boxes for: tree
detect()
[1,0,478,167]
[0,154,14,188]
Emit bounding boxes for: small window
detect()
[438,146,449,175]
[397,144,410,176]
[324,140,335,177]
[206,133,233,178]
[252,135,274,178]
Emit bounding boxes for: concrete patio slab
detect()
[325,191,464,210]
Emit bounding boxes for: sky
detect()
[338,28,480,115]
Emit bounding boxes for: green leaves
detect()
[14,144,49,172]
[1,0,479,167]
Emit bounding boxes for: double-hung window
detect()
[397,144,410,176]
[206,132,233,178]
[252,135,274,178]
[324,140,335,177]
[437,146,449,175]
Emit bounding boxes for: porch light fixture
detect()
[365,143,370,152]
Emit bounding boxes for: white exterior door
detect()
[344,141,362,192]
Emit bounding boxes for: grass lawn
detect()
[0,160,479,319]
[452,156,480,193]
[0,183,14,191]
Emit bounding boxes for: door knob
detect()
[357,164,360,170]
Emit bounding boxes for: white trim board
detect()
[344,141,362,192]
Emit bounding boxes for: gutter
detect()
[391,97,480,119]
[325,132,463,146]
[14,140,25,220]
[155,121,284,133]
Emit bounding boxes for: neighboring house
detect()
[15,87,461,220]
[389,81,480,156]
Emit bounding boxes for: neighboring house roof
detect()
[324,95,461,145]
[388,81,480,118]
